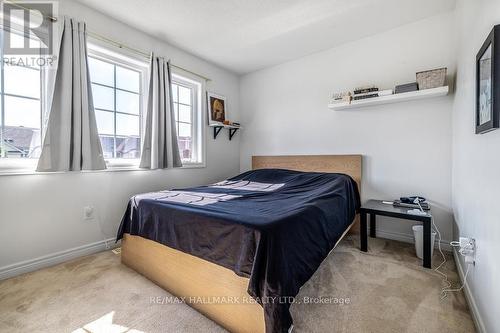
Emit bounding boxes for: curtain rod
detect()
[5,0,58,21]
[4,0,212,82]
[86,32,211,82]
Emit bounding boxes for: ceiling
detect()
[77,0,456,74]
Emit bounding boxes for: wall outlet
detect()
[459,237,473,248]
[459,237,475,265]
[83,206,95,221]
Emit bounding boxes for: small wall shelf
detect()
[209,124,241,140]
[328,86,449,110]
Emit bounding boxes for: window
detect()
[0,33,46,160]
[87,45,148,165]
[0,30,202,171]
[171,74,203,165]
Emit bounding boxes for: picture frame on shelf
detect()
[476,24,500,134]
[207,92,227,126]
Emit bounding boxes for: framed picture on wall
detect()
[207,92,227,125]
[476,24,500,134]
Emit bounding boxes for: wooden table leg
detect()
[423,219,432,268]
[370,213,376,238]
[360,212,367,252]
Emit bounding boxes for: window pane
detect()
[178,122,191,138]
[95,110,114,135]
[116,66,140,92]
[178,85,191,105]
[4,65,40,98]
[178,104,191,123]
[116,137,140,159]
[92,84,114,110]
[171,84,178,102]
[4,95,40,128]
[116,113,139,136]
[88,57,114,86]
[99,136,114,159]
[173,103,178,120]
[9,30,24,48]
[178,138,192,161]
[116,90,139,115]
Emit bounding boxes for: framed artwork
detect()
[207,92,227,125]
[476,25,500,134]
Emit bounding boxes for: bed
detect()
[117,155,361,333]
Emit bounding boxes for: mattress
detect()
[117,168,360,333]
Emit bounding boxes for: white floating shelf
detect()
[209,123,241,140]
[328,86,449,111]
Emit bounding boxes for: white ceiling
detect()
[77,0,456,74]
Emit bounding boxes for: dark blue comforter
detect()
[117,169,360,332]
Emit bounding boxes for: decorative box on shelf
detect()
[416,67,447,90]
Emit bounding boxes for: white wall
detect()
[0,0,241,274]
[1,2,497,330]
[239,13,456,242]
[452,0,500,332]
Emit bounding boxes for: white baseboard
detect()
[453,249,486,333]
[0,237,119,281]
[370,227,452,251]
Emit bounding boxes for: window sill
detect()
[180,162,206,169]
[0,167,146,176]
[0,159,39,176]
[0,161,206,176]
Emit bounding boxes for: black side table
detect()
[359,199,433,268]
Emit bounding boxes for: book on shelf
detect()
[354,87,378,94]
[353,93,379,100]
[353,89,391,97]
[330,88,393,104]
[352,89,393,101]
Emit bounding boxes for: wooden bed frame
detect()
[121,155,362,333]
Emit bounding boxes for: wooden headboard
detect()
[252,155,362,190]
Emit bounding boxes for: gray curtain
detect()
[140,54,182,169]
[37,17,105,172]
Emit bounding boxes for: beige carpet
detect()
[0,237,475,333]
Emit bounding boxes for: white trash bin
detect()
[412,225,436,259]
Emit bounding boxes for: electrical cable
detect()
[430,216,453,299]
[431,216,473,299]
[441,260,470,295]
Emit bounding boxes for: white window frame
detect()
[0,25,48,173]
[171,72,205,167]
[0,34,205,175]
[87,42,149,169]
